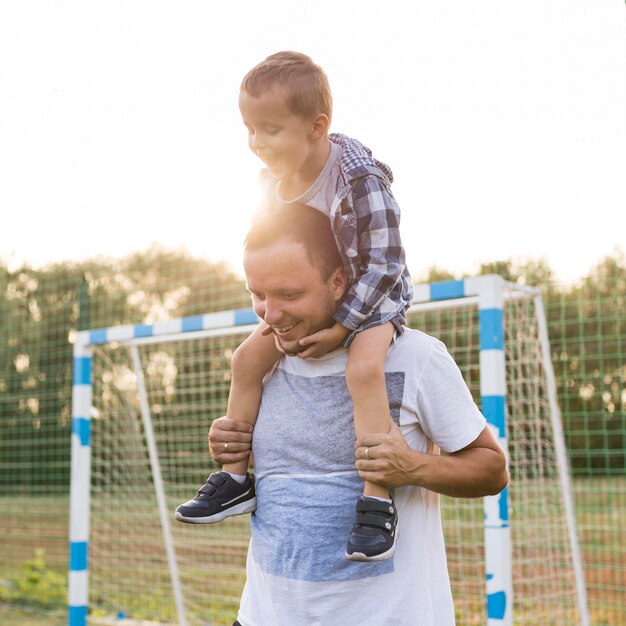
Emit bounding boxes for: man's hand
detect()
[208,417,253,464]
[355,422,417,488]
[297,322,349,358]
[355,422,508,497]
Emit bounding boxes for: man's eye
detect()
[252,292,265,301]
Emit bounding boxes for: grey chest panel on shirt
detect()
[253,368,404,476]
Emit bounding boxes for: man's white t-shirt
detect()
[236,329,487,626]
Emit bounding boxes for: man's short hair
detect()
[240,51,333,123]
[245,204,343,280]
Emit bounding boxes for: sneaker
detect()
[345,496,398,561]
[175,472,256,524]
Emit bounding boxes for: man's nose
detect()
[262,299,282,325]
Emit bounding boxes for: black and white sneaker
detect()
[345,496,398,561]
[175,472,256,524]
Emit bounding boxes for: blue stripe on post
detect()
[234,308,259,325]
[487,590,507,619]
[134,324,153,338]
[89,328,107,345]
[69,605,87,625]
[182,315,204,332]
[499,486,509,523]
[430,280,465,301]
[72,417,91,446]
[72,357,92,385]
[479,308,504,350]
[481,395,506,438]
[70,541,88,570]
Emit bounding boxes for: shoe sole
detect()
[345,527,400,562]
[175,497,257,524]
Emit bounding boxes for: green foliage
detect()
[477,257,556,288]
[0,245,248,490]
[545,253,626,473]
[418,252,625,474]
[0,245,624,497]
[0,550,66,611]
[419,265,457,283]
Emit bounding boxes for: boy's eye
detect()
[265,126,280,135]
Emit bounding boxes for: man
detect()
[209,203,508,626]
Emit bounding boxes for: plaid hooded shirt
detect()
[328,133,413,341]
[259,133,414,344]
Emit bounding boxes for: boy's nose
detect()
[250,132,265,151]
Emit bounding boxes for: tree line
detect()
[1,245,624,488]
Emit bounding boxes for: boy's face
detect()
[239,87,320,181]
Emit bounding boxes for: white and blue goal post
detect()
[68,274,588,626]
[413,275,512,625]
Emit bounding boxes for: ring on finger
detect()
[224,442,229,450]
[365,447,370,460]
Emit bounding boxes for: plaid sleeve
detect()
[333,175,410,330]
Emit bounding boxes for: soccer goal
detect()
[68,275,589,626]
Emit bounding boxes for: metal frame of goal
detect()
[68,274,589,626]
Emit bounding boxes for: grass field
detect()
[0,477,624,625]
[0,605,66,626]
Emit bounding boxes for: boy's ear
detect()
[309,114,330,140]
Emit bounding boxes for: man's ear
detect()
[309,113,330,140]
[329,266,348,300]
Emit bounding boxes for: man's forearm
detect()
[406,445,508,498]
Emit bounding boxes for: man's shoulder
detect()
[384,328,442,370]
[396,327,442,351]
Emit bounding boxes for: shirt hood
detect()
[329,132,394,184]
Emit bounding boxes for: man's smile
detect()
[272,322,298,336]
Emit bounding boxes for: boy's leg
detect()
[222,324,281,475]
[345,322,394,499]
[345,322,398,561]
[175,325,280,523]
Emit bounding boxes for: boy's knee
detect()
[231,335,278,383]
[231,343,253,380]
[345,356,385,391]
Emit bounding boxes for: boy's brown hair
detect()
[241,51,333,123]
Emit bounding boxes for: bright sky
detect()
[1,1,625,283]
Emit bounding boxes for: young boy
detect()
[176,51,413,562]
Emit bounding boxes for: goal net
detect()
[68,276,588,626]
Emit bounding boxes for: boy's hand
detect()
[261,323,287,355]
[208,417,253,464]
[297,322,350,358]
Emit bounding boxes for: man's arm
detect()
[208,417,253,465]
[355,422,508,498]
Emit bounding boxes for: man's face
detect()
[239,87,317,182]
[244,239,346,355]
